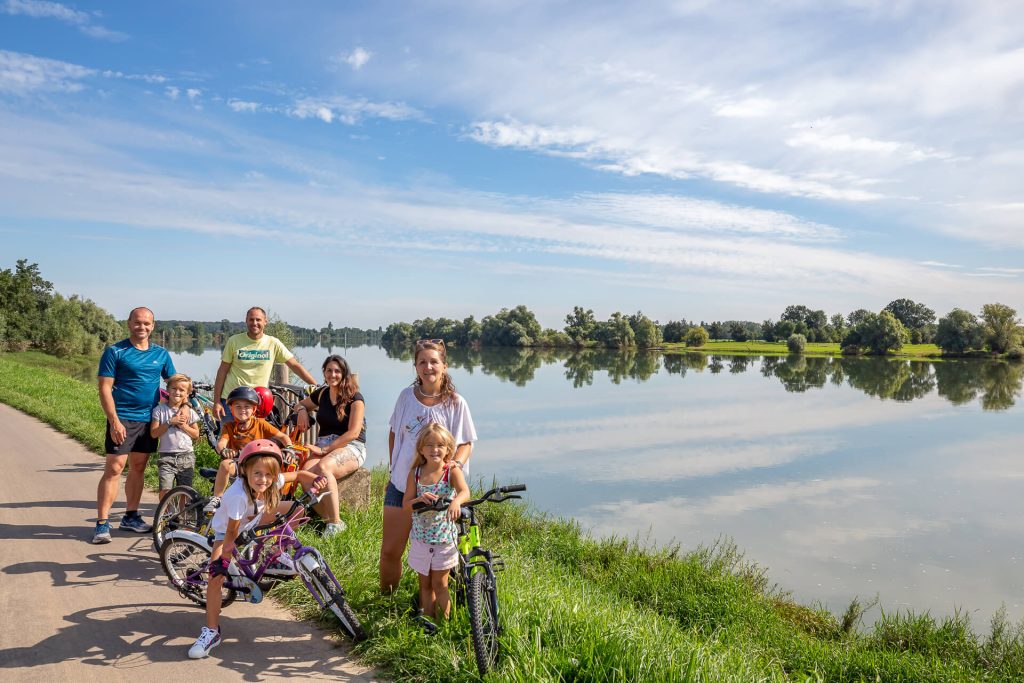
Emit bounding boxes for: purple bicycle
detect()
[158,489,366,642]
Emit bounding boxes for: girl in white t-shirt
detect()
[380,339,477,593]
[188,439,327,660]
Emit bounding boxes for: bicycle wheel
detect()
[299,557,366,641]
[467,570,501,675]
[159,537,236,608]
[152,486,201,552]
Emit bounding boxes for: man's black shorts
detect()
[105,420,158,456]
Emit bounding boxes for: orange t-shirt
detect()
[222,418,282,452]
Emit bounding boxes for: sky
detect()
[1,0,1023,329]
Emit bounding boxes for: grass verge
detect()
[4,351,1024,681]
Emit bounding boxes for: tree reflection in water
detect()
[381,344,1024,411]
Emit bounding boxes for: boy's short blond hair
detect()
[165,373,193,392]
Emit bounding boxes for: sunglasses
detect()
[415,338,445,347]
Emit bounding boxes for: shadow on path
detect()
[0,603,373,681]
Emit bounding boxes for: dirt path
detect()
[0,403,382,682]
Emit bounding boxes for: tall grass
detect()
[4,351,1024,681]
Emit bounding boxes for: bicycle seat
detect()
[198,467,219,481]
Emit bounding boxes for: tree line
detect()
[383,299,1024,356]
[0,260,125,357]
[151,319,382,348]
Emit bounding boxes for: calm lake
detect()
[168,343,1024,627]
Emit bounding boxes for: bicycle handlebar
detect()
[411,483,526,513]
[237,489,327,541]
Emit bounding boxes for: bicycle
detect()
[158,380,221,450]
[158,489,366,641]
[152,431,310,551]
[413,483,526,675]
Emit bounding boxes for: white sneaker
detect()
[188,626,221,659]
[324,521,346,537]
[264,553,296,575]
[202,496,221,514]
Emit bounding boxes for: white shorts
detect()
[315,436,367,468]
[407,537,459,575]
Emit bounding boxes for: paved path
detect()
[0,403,382,682]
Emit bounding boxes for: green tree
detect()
[595,312,635,349]
[264,312,296,348]
[847,309,872,327]
[730,323,750,342]
[935,308,986,354]
[0,259,54,349]
[842,311,910,354]
[564,306,597,345]
[981,303,1022,354]
[683,326,709,347]
[884,298,936,331]
[40,294,89,357]
[787,333,807,354]
[628,312,662,348]
[662,320,689,343]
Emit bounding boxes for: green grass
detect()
[4,350,1024,681]
[664,340,945,358]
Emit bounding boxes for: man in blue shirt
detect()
[93,307,176,544]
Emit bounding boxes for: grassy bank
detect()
[4,351,1024,681]
[663,341,945,358]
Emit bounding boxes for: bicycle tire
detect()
[159,537,236,608]
[300,559,366,642]
[467,570,500,675]
[152,486,201,552]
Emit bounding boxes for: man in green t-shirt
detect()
[212,306,318,421]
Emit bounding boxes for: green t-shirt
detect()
[221,333,294,393]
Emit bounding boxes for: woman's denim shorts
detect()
[383,481,405,508]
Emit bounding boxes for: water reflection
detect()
[383,344,1024,411]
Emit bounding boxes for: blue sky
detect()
[1,0,1022,329]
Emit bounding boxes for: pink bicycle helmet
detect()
[238,439,283,468]
[253,386,274,419]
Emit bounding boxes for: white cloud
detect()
[102,69,167,84]
[468,119,884,201]
[228,99,261,113]
[2,0,127,40]
[289,96,423,125]
[341,47,372,70]
[186,88,201,101]
[164,86,179,100]
[0,49,94,94]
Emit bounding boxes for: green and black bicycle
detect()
[413,483,526,676]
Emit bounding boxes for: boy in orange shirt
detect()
[204,386,291,512]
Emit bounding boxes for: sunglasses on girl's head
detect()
[415,338,445,347]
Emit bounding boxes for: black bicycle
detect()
[413,483,526,675]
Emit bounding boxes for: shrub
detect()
[683,326,709,347]
[1007,347,1024,361]
[787,334,806,354]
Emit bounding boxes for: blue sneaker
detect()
[120,514,152,533]
[92,521,111,544]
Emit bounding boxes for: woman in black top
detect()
[296,355,367,536]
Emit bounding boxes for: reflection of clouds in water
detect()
[937,434,1024,481]
[782,520,949,560]
[584,436,840,482]
[578,477,878,535]
[486,390,951,464]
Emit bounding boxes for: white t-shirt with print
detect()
[388,386,476,492]
[210,475,285,535]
